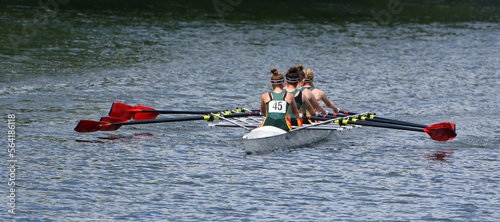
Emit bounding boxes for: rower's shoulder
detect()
[284,91,295,101]
[261,92,270,100]
[301,87,312,94]
[312,87,325,94]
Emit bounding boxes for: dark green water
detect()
[1,1,499,221]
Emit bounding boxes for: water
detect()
[1,1,499,221]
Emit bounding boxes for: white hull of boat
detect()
[212,116,358,154]
[242,125,343,154]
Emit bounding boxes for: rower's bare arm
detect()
[260,94,268,116]
[319,90,340,112]
[310,96,328,114]
[302,93,317,116]
[306,90,328,114]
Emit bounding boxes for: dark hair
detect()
[270,67,284,85]
[286,67,300,86]
[295,64,305,80]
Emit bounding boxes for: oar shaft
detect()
[344,120,424,132]
[111,116,206,126]
[366,116,427,128]
[140,110,233,115]
[330,113,427,128]
[107,112,261,126]
[309,116,425,133]
[109,103,251,120]
[337,110,427,128]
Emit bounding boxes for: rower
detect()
[285,67,317,126]
[260,68,302,132]
[295,64,329,117]
[303,68,341,113]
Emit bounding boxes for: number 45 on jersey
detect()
[268,101,286,114]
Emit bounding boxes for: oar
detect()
[325,112,430,128]
[308,116,456,141]
[108,103,243,120]
[320,111,456,138]
[74,111,262,133]
[336,110,428,128]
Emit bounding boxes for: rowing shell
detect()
[243,126,342,154]
[213,116,357,154]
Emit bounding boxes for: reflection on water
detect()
[426,148,454,160]
[76,132,154,143]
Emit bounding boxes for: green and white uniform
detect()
[261,91,292,131]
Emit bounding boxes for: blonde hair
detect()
[304,68,314,87]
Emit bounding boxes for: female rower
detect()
[285,67,318,126]
[260,68,302,131]
[295,64,329,116]
[303,68,341,113]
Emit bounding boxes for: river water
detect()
[1,1,499,221]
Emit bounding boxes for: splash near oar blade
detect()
[423,122,457,141]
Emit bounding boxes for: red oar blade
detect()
[424,122,457,141]
[101,116,128,122]
[74,118,127,133]
[99,117,127,131]
[74,120,103,133]
[108,103,139,120]
[134,105,159,120]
